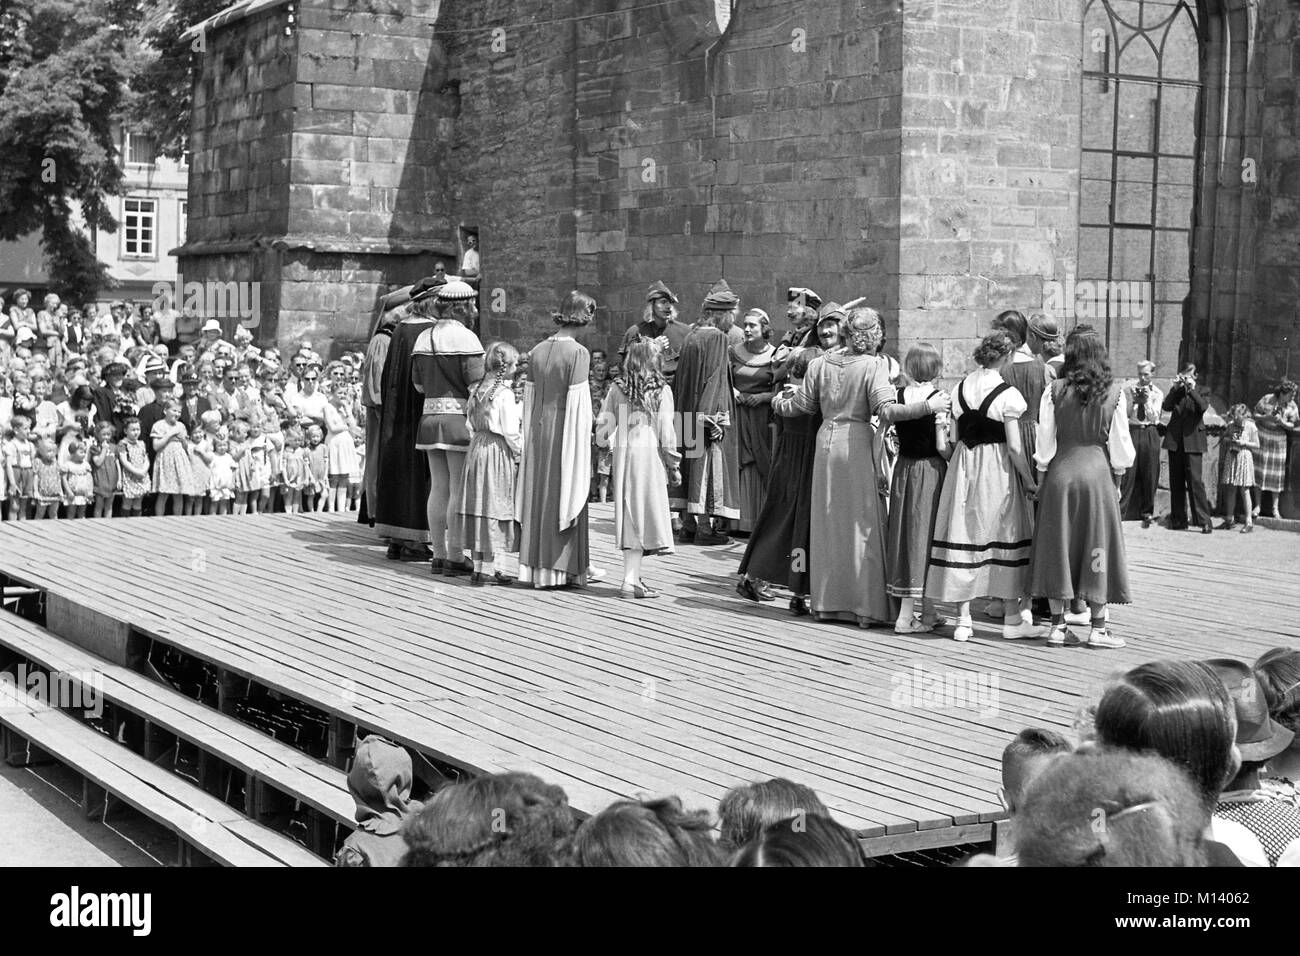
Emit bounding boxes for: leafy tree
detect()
[131,0,230,160]
[0,0,143,303]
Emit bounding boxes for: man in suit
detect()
[178,371,212,430]
[1162,362,1213,533]
[1121,359,1164,527]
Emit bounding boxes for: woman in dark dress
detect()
[737,348,822,614]
[1028,329,1134,649]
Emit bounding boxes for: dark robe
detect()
[669,325,740,519]
[372,316,434,543]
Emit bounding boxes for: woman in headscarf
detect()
[772,304,949,627]
[671,280,742,546]
[334,736,422,867]
[516,291,600,587]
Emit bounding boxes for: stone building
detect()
[179,0,1300,404]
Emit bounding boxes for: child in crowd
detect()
[264,417,286,514]
[227,419,252,515]
[280,424,309,514]
[460,342,522,586]
[305,424,328,512]
[91,422,119,518]
[4,414,35,520]
[240,419,272,515]
[1220,403,1260,533]
[324,390,359,514]
[30,375,59,442]
[349,431,365,512]
[186,422,212,515]
[152,398,194,516]
[333,736,423,868]
[589,349,612,503]
[208,436,237,515]
[117,416,151,516]
[31,437,62,518]
[887,343,954,633]
[60,440,94,519]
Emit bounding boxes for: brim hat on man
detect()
[102,361,128,380]
[410,274,450,303]
[702,279,739,311]
[201,319,222,334]
[1205,659,1295,762]
[788,287,823,311]
[816,301,846,325]
[646,280,678,305]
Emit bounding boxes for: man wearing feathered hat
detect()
[619,280,690,385]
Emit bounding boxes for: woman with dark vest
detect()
[1028,328,1134,649]
[411,280,485,576]
[927,331,1040,642]
[886,343,953,633]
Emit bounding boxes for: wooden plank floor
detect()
[1,508,1296,845]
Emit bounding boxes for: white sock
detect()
[896,597,915,623]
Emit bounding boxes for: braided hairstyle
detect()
[475,341,520,408]
[618,340,666,415]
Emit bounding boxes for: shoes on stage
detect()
[586,566,606,584]
[1218,520,1236,531]
[677,530,696,544]
[1002,621,1046,641]
[952,622,974,642]
[1141,515,1152,529]
[1086,627,1126,649]
[894,615,933,635]
[789,595,810,616]
[386,544,403,560]
[619,581,660,600]
[1241,524,1255,534]
[470,571,514,587]
[920,615,950,629]
[694,529,729,546]
[736,578,775,602]
[429,558,444,576]
[443,558,474,576]
[1201,524,1213,534]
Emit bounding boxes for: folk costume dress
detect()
[596,379,681,553]
[772,352,936,625]
[1000,345,1048,464]
[373,314,434,543]
[670,326,740,522]
[461,380,522,561]
[885,383,948,599]
[729,340,777,533]
[1028,380,1134,604]
[515,336,593,587]
[927,368,1034,603]
[152,422,197,496]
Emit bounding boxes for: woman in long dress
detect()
[411,280,485,575]
[737,347,822,615]
[596,341,680,599]
[516,291,598,588]
[1253,380,1299,518]
[729,309,777,536]
[772,305,949,628]
[926,330,1040,643]
[1028,329,1135,649]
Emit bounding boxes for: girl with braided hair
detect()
[459,341,521,586]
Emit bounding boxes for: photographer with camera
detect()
[1162,362,1213,533]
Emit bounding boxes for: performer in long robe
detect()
[670,280,741,545]
[772,305,947,628]
[516,291,597,587]
[372,276,438,554]
[729,308,777,536]
[359,285,410,537]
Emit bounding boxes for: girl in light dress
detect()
[152,398,195,516]
[324,390,360,513]
[280,424,310,514]
[60,440,94,519]
[91,421,119,518]
[117,416,151,516]
[1220,404,1261,534]
[238,419,272,514]
[186,411,223,515]
[31,437,62,519]
[460,342,522,586]
[226,419,251,514]
[305,424,328,512]
[208,437,237,515]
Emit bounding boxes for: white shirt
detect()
[292,389,330,422]
[460,248,480,277]
[947,367,1028,439]
[1123,381,1164,426]
[1208,818,1269,867]
[155,308,180,342]
[1035,384,1136,472]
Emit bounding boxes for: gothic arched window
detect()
[1079,0,1203,374]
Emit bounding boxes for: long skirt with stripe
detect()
[926,441,1034,603]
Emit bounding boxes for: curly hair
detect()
[554,290,597,327]
[841,306,883,354]
[717,778,830,851]
[1255,647,1300,735]
[1060,328,1114,406]
[401,772,575,867]
[618,340,666,415]
[991,309,1028,347]
[972,330,1014,368]
[568,796,720,867]
[1016,750,1209,867]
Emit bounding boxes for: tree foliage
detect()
[0,0,144,303]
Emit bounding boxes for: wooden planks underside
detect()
[2,508,1295,847]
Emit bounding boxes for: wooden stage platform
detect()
[1,508,1296,855]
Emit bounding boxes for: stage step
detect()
[0,685,325,867]
[0,614,356,861]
